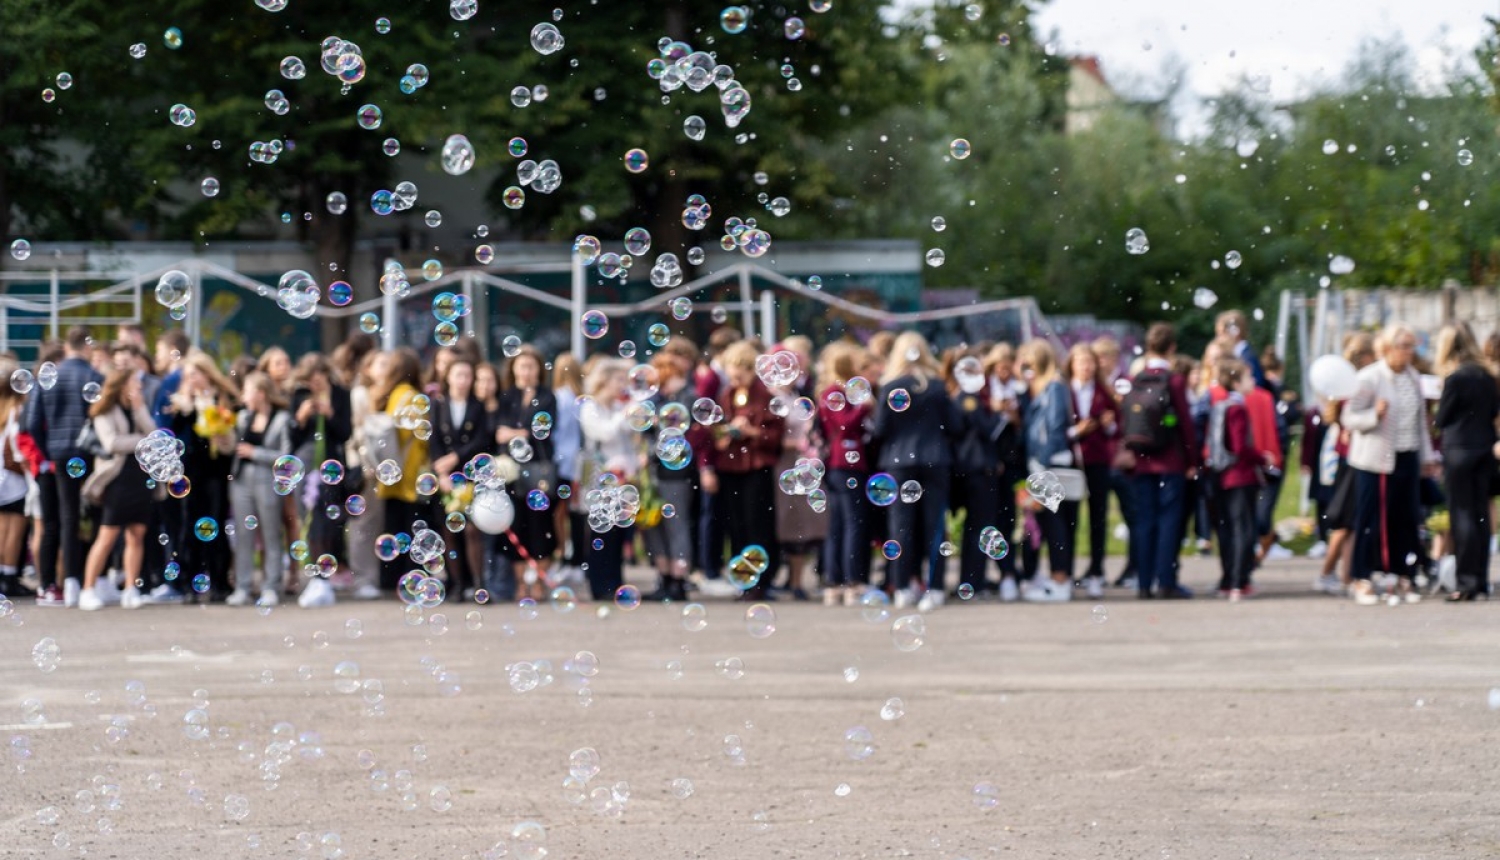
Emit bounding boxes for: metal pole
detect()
[738,267,755,341]
[381,269,398,352]
[188,265,203,350]
[570,252,585,360]
[759,290,775,347]
[460,270,477,339]
[1274,289,1290,362]
[49,269,59,340]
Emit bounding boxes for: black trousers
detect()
[1081,463,1111,578]
[1444,448,1494,594]
[586,526,626,600]
[717,468,778,596]
[381,498,428,590]
[1213,482,1257,591]
[953,469,1000,589]
[37,468,86,589]
[176,467,232,595]
[886,465,950,591]
[1037,501,1078,578]
[1351,452,1421,580]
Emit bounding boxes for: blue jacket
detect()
[25,356,103,464]
[152,368,182,429]
[1024,379,1075,471]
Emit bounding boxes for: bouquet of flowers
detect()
[635,461,664,530]
[193,402,236,457]
[443,480,473,516]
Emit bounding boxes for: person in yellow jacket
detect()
[368,347,430,589]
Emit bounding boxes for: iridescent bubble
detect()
[886,388,911,412]
[683,115,707,141]
[891,614,925,652]
[865,473,897,507]
[647,323,670,347]
[881,540,901,560]
[623,148,649,173]
[681,602,708,632]
[163,27,183,49]
[614,584,641,610]
[949,138,971,159]
[784,16,806,39]
[356,104,383,130]
[66,457,87,478]
[670,296,693,320]
[720,6,749,34]
[745,603,776,638]
[580,310,609,339]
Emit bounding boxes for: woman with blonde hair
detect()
[578,358,637,600]
[370,347,430,591]
[702,341,784,600]
[256,346,293,396]
[226,372,293,607]
[872,331,959,607]
[1018,339,1079,602]
[818,342,873,605]
[1433,322,1498,600]
[1343,323,1436,604]
[550,352,585,578]
[1065,342,1119,595]
[162,351,239,601]
[343,348,385,601]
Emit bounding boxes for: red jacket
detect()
[1214,400,1262,490]
[817,383,872,473]
[1209,385,1283,469]
[1072,381,1118,467]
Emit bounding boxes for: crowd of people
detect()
[0,308,1493,612]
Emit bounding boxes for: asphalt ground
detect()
[2,554,1499,859]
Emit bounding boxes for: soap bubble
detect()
[1125,227,1149,255]
[1026,471,1065,512]
[949,138,971,159]
[580,310,609,339]
[441,135,475,176]
[890,614,925,652]
[865,473,897,507]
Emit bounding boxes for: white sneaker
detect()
[893,587,919,609]
[1085,576,1104,599]
[299,578,336,608]
[1265,543,1294,562]
[63,578,80,608]
[225,589,252,607]
[917,590,944,612]
[120,587,143,609]
[693,576,741,599]
[999,578,1019,603]
[1306,541,1328,560]
[822,587,841,607]
[1022,580,1073,603]
[78,588,104,611]
[352,584,383,601]
[257,590,280,608]
[1314,574,1342,595]
[146,583,184,604]
[1437,555,1457,594]
[94,574,122,605]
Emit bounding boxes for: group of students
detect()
[1,308,1488,612]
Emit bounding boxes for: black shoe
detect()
[1137,590,1156,600]
[791,588,810,602]
[1161,587,1194,600]
[1,575,35,598]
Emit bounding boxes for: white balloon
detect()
[1309,355,1359,400]
[469,488,515,535]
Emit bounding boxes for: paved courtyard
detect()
[3,555,1499,859]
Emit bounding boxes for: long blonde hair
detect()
[880,331,941,389]
[1018,340,1060,396]
[1434,322,1486,378]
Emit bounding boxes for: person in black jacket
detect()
[494,345,560,598]
[289,353,353,583]
[431,356,491,601]
[1433,323,1499,600]
[947,346,1003,599]
[872,332,961,607]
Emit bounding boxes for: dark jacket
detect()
[872,374,960,470]
[495,387,558,465]
[1130,362,1200,476]
[430,394,491,468]
[952,390,1002,473]
[289,383,353,462]
[1434,361,1499,454]
[25,355,103,464]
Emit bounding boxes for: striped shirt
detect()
[1390,370,1421,453]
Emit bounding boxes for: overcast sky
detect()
[1031,0,1498,136]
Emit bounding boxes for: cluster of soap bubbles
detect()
[726,544,770,590]
[718,215,772,258]
[647,37,753,129]
[11,360,59,395]
[582,472,641,534]
[649,252,683,288]
[561,747,630,817]
[275,270,321,320]
[135,429,187,490]
[246,138,285,165]
[754,350,801,388]
[32,636,61,673]
[516,156,563,196]
[379,258,413,297]
[778,458,827,512]
[1025,470,1065,512]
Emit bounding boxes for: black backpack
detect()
[1121,368,1175,454]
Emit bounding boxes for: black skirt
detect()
[100,464,154,527]
[1323,460,1355,531]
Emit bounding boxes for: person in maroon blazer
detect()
[699,341,785,600]
[1065,344,1119,597]
[1207,360,1264,600]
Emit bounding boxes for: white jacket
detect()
[1342,360,1436,475]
